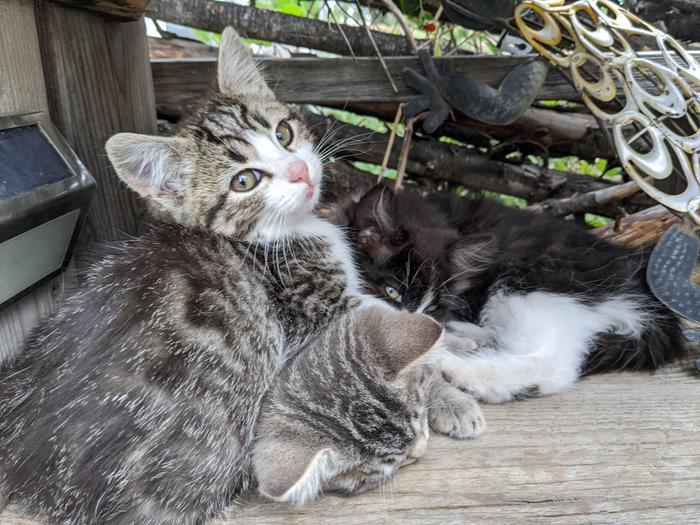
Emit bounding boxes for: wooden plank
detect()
[152,51,700,113]
[0,0,67,364]
[46,0,150,20]
[3,356,699,524]
[152,55,574,115]
[35,1,158,243]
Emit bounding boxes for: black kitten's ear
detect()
[254,437,339,504]
[353,186,402,263]
[448,233,497,293]
[359,305,443,378]
[217,27,275,99]
[353,185,398,233]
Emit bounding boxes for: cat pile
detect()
[0,26,685,525]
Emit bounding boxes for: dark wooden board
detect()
[46,0,149,20]
[36,1,158,243]
[152,55,577,117]
[152,51,700,115]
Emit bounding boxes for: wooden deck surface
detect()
[3,350,699,525]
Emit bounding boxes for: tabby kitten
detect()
[347,186,686,404]
[0,28,362,525]
[253,304,442,504]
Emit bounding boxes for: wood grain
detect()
[3,355,698,524]
[0,0,67,363]
[594,206,683,248]
[151,50,700,114]
[46,0,150,20]
[35,1,158,244]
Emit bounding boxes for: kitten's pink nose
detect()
[287,160,310,185]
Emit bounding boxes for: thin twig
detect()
[354,0,399,92]
[531,180,642,216]
[378,0,418,54]
[324,0,357,59]
[379,105,403,182]
[395,116,417,190]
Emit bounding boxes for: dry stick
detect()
[394,116,417,190]
[378,0,418,54]
[379,105,403,182]
[593,205,681,248]
[532,179,642,216]
[324,0,357,59]
[354,0,399,92]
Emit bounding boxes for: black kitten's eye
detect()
[425,304,439,313]
[275,120,293,148]
[385,286,402,303]
[231,169,264,192]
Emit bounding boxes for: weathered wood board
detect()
[151,51,700,115]
[35,1,157,244]
[46,0,149,20]
[3,352,699,524]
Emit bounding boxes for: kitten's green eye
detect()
[231,169,264,192]
[385,286,402,303]
[425,304,439,313]
[275,120,293,148]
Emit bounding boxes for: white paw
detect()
[446,321,495,348]
[429,382,486,439]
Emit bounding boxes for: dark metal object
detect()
[0,112,95,309]
[647,225,700,324]
[402,50,549,132]
[441,0,518,31]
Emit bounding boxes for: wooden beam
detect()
[148,0,422,56]
[35,2,158,242]
[151,55,576,117]
[151,50,700,115]
[47,0,150,20]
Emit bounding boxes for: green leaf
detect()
[400,0,421,15]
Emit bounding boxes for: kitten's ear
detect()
[447,233,497,293]
[353,186,401,262]
[106,133,188,205]
[353,185,398,233]
[359,305,443,378]
[254,438,339,504]
[217,27,275,99]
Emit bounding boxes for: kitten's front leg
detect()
[428,377,486,439]
[445,320,496,352]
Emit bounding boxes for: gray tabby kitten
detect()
[253,304,442,503]
[0,28,364,525]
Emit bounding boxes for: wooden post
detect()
[0,1,157,360]
[35,1,158,243]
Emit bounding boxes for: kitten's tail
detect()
[583,300,687,375]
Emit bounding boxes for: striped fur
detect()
[254,305,442,503]
[0,28,362,525]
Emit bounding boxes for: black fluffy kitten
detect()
[346,186,686,403]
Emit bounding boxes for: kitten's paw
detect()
[429,382,486,439]
[446,321,495,349]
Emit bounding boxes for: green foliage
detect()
[585,213,613,228]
